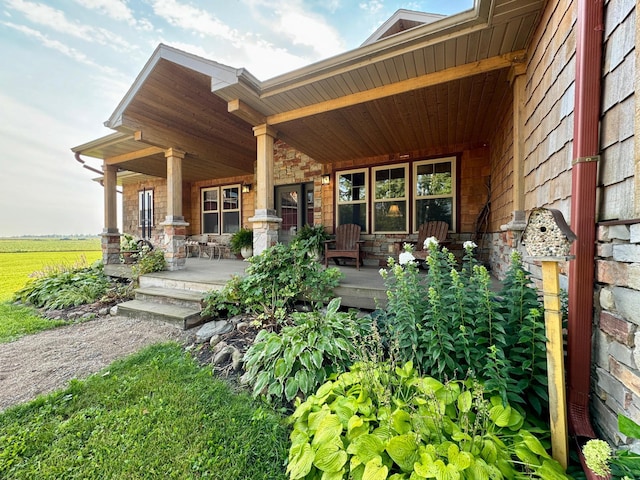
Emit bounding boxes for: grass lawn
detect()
[0,343,290,479]
[0,238,102,342]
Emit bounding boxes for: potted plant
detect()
[120,233,140,264]
[294,224,329,261]
[230,228,253,259]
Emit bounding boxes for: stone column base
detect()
[101,229,121,265]
[160,217,189,271]
[248,209,282,255]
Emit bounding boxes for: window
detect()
[372,164,408,233]
[201,185,241,234]
[138,189,153,228]
[414,157,455,231]
[336,169,368,231]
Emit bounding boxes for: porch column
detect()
[101,163,120,265]
[160,148,189,271]
[501,63,528,239]
[249,124,282,255]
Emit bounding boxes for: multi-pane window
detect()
[202,185,241,234]
[373,164,408,233]
[414,157,455,231]
[336,169,368,231]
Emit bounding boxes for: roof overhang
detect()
[73,0,543,175]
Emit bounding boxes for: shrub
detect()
[287,361,568,480]
[377,242,548,413]
[131,247,166,278]
[242,298,371,405]
[203,242,342,325]
[230,227,253,254]
[13,262,110,310]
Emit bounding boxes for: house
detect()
[72,0,640,451]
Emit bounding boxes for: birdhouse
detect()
[522,208,577,257]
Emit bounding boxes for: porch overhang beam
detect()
[104,146,165,165]
[227,99,266,126]
[266,51,526,125]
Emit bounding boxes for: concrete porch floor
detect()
[141,257,389,310]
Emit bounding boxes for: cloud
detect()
[2,22,125,78]
[73,0,155,31]
[4,0,135,51]
[275,9,344,59]
[149,0,244,44]
[359,1,384,14]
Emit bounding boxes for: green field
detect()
[0,238,102,302]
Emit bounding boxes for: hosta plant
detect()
[287,361,568,480]
[242,298,370,405]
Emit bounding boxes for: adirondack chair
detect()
[324,224,365,270]
[411,221,449,261]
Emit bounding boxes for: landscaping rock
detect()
[110,306,119,316]
[99,307,109,316]
[195,320,232,343]
[212,345,235,366]
[209,334,223,348]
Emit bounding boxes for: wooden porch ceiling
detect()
[73,0,542,179]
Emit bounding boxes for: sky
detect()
[0,0,473,236]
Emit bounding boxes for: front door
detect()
[276,183,314,244]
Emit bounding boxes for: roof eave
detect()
[104,44,251,129]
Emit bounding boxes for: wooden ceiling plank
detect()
[267,52,524,125]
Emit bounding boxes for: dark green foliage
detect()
[292,224,330,256]
[0,343,289,479]
[230,227,253,254]
[13,262,110,310]
[203,242,342,324]
[242,298,371,405]
[377,244,548,414]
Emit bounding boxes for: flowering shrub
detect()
[583,415,640,479]
[377,241,547,413]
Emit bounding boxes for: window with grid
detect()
[336,169,368,231]
[202,185,241,234]
[414,157,455,231]
[373,164,408,233]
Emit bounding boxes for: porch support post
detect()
[502,63,528,240]
[249,124,281,255]
[160,148,189,271]
[101,163,120,265]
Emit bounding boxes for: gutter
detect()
[567,0,604,440]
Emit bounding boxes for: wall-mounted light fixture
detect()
[321,174,331,185]
[241,184,252,193]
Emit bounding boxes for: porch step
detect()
[135,287,205,309]
[117,299,209,330]
[138,274,225,293]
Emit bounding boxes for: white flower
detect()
[582,440,612,478]
[378,268,388,279]
[402,242,414,253]
[399,251,416,265]
[463,241,477,250]
[423,236,439,249]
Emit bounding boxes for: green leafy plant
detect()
[293,224,330,258]
[13,262,110,310]
[287,360,568,480]
[582,415,640,479]
[202,242,342,324]
[242,297,371,405]
[120,233,139,251]
[230,227,253,254]
[131,247,166,278]
[377,242,548,414]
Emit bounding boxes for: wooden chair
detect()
[411,221,449,261]
[324,224,365,270]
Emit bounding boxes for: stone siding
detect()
[594,222,640,449]
[122,179,166,246]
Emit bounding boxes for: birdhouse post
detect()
[522,208,577,470]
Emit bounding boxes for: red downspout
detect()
[567,0,603,439]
